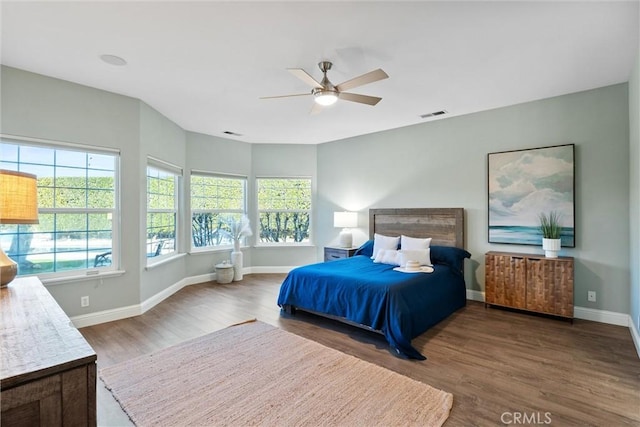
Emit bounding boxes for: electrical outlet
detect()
[81,296,90,307]
[587,291,596,302]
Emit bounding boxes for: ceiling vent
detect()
[420,110,448,119]
[223,131,242,137]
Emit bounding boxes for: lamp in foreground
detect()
[334,211,358,248]
[0,170,39,287]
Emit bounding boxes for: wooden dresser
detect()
[485,251,574,320]
[1,277,97,426]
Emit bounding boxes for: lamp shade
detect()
[334,211,357,228]
[0,170,39,224]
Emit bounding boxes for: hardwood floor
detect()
[80,274,640,426]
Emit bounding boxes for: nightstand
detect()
[324,246,358,262]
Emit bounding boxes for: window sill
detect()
[254,243,315,248]
[189,246,247,255]
[41,269,126,286]
[146,252,186,270]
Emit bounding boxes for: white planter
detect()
[542,238,561,258]
[215,262,234,284]
[231,251,243,281]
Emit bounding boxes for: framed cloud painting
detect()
[488,144,575,247]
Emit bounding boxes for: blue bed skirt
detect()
[277,254,468,359]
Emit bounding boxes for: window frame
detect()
[0,134,121,281]
[190,171,248,253]
[146,157,182,266]
[255,176,312,247]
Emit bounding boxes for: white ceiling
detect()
[1,1,639,145]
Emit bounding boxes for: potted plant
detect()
[226,215,252,281]
[539,211,562,258]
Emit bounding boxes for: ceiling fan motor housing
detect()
[312,88,339,105]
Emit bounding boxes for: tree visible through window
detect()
[257,177,311,244]
[191,174,247,249]
[146,165,178,259]
[0,139,118,277]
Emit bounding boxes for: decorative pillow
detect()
[374,249,400,266]
[371,233,400,260]
[398,248,431,267]
[430,246,471,272]
[400,235,432,251]
[354,240,374,258]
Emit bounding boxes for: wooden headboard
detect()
[369,208,465,248]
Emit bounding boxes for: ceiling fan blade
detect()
[310,102,324,115]
[259,93,311,100]
[287,68,323,88]
[335,69,388,92]
[339,92,382,106]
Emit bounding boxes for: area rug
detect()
[100,320,453,426]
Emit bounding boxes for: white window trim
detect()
[146,159,182,265]
[41,269,126,286]
[0,134,121,279]
[255,176,313,246]
[145,252,186,270]
[190,171,248,251]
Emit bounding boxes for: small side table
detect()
[215,262,234,284]
[324,246,358,262]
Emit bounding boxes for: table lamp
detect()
[333,211,357,248]
[0,170,39,287]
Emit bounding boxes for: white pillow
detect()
[398,248,432,267]
[401,235,432,251]
[371,233,400,260]
[373,249,400,265]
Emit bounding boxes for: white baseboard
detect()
[70,304,141,328]
[71,273,637,358]
[465,290,630,326]
[70,269,277,328]
[466,289,485,302]
[71,274,216,328]
[630,316,640,359]
[140,277,189,313]
[573,306,629,326]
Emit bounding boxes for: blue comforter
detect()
[277,254,468,359]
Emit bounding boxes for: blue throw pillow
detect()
[354,240,374,258]
[430,246,471,272]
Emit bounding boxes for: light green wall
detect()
[0,66,142,315]
[185,131,253,275]
[630,49,640,332]
[1,65,634,318]
[0,66,193,314]
[251,144,318,267]
[318,84,631,314]
[138,102,187,301]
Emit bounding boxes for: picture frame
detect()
[487,143,575,247]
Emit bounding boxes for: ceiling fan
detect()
[261,61,389,113]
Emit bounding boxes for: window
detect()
[256,177,311,244]
[146,161,180,261]
[0,137,119,278]
[191,173,247,250]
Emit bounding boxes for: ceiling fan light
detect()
[314,91,338,106]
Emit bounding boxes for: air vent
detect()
[223,131,243,137]
[420,110,448,119]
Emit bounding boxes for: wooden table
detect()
[1,277,97,426]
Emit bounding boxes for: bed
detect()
[277,208,470,360]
